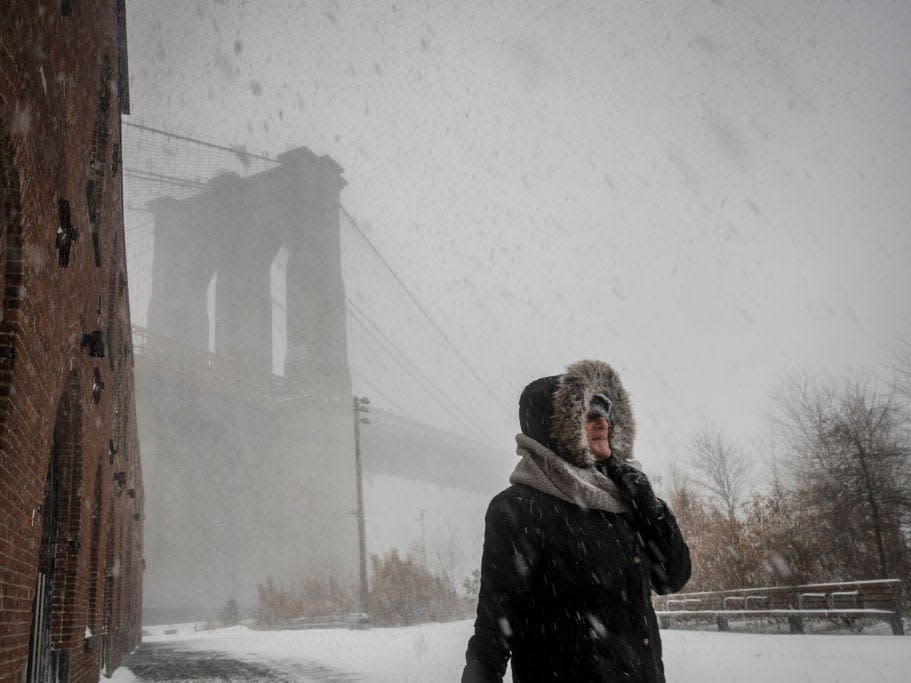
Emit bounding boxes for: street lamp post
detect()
[353,396,370,616]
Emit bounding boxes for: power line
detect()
[122,120,279,164]
[346,304,494,444]
[346,295,496,443]
[348,368,408,415]
[346,303,496,445]
[123,218,155,233]
[341,206,512,418]
[347,297,438,395]
[124,168,209,191]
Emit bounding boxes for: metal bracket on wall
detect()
[92,367,104,404]
[56,199,78,267]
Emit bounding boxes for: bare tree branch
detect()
[430,520,462,594]
[774,374,911,579]
[687,423,751,522]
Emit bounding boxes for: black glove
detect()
[599,458,662,519]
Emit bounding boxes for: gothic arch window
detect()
[87,459,105,632]
[0,129,24,428]
[101,497,117,675]
[28,373,83,679]
[86,53,112,268]
[49,373,85,644]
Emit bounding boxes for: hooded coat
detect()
[462,360,691,683]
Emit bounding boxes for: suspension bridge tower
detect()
[133,145,359,622]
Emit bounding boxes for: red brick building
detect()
[1,2,143,681]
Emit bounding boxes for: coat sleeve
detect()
[638,497,691,595]
[461,495,536,683]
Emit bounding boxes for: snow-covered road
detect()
[110,620,911,682]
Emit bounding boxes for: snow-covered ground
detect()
[105,620,911,682]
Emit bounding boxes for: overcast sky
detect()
[124,0,911,486]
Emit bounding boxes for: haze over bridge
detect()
[124,123,507,623]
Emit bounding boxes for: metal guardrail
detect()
[655,579,904,635]
[798,592,826,609]
[828,590,859,609]
[281,613,371,631]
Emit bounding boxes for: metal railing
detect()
[655,579,904,635]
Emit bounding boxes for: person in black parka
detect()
[462,359,691,682]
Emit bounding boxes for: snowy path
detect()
[111,620,911,682]
[121,642,358,682]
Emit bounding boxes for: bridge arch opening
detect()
[271,246,288,377]
[206,270,218,355]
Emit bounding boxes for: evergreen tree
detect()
[218,597,240,626]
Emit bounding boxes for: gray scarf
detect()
[509,433,633,514]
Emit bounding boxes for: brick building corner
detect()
[1,2,143,681]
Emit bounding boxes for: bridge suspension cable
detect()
[341,206,512,420]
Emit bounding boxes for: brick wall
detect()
[0,2,143,682]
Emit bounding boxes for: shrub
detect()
[368,549,459,626]
[256,576,297,628]
[218,597,240,626]
[255,575,356,628]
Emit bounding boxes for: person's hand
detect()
[600,457,661,518]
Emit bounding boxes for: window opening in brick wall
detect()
[86,54,112,268]
[271,246,288,377]
[26,424,61,683]
[92,367,104,404]
[112,377,123,447]
[0,129,24,419]
[116,0,130,114]
[49,373,84,648]
[87,459,105,632]
[114,533,126,654]
[56,198,77,267]
[26,373,81,682]
[107,238,118,370]
[102,498,116,675]
[120,519,134,653]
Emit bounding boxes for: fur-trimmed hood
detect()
[520,359,637,468]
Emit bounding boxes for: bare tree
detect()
[430,520,462,594]
[665,464,700,533]
[892,338,911,405]
[753,421,789,499]
[687,424,751,522]
[776,375,911,579]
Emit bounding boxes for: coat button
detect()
[643,638,650,646]
[632,555,641,564]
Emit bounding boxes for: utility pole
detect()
[353,396,370,615]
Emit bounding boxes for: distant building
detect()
[0,2,143,681]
